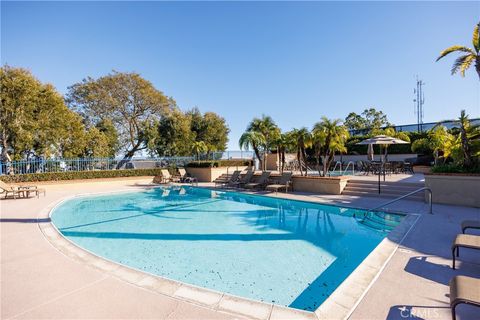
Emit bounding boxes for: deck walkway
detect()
[1,178,479,319]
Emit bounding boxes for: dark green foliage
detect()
[186,160,252,168]
[0,169,164,183]
[431,163,480,174]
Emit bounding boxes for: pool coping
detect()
[37,185,419,320]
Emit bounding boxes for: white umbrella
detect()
[357,135,410,193]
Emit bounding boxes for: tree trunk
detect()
[475,58,480,81]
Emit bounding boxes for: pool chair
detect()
[160,169,174,184]
[461,220,480,234]
[244,171,271,190]
[449,275,480,320]
[176,168,197,183]
[451,234,480,269]
[215,170,241,188]
[0,180,45,199]
[229,170,254,188]
[265,172,293,193]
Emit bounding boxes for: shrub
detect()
[0,168,164,183]
[431,164,480,174]
[186,160,252,168]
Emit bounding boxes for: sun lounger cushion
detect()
[449,275,480,320]
[451,234,480,269]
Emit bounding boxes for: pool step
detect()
[343,180,425,202]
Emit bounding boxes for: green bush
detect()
[431,164,480,174]
[0,168,164,183]
[186,160,252,168]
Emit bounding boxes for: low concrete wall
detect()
[292,176,349,195]
[425,174,480,207]
[186,166,248,182]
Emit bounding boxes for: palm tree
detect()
[290,128,312,176]
[457,110,480,168]
[239,131,265,169]
[191,141,207,161]
[312,118,349,176]
[247,115,280,170]
[436,22,480,80]
[273,132,295,173]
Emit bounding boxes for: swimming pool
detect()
[51,186,404,311]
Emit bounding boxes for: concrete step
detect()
[342,189,425,201]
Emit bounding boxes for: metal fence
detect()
[0,151,255,175]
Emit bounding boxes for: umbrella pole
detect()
[378,168,381,194]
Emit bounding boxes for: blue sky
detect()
[2,1,479,149]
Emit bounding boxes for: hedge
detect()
[186,160,252,168]
[0,168,164,183]
[431,164,480,174]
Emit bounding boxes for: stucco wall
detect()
[186,166,248,182]
[425,174,480,207]
[292,176,349,195]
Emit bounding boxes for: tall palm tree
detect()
[290,127,312,176]
[273,132,295,173]
[239,131,265,169]
[436,22,480,80]
[312,117,349,176]
[249,115,279,169]
[246,115,279,170]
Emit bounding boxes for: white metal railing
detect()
[341,161,355,176]
[370,187,433,214]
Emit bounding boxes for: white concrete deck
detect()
[1,177,479,319]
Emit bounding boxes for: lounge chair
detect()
[451,234,480,269]
[176,168,197,183]
[265,172,293,193]
[215,170,241,188]
[449,275,480,320]
[160,169,173,183]
[461,220,480,234]
[229,170,254,188]
[0,180,45,199]
[244,171,271,190]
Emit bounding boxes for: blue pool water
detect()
[51,186,404,311]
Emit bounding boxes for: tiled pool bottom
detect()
[50,186,404,311]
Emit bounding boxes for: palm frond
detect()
[473,22,480,53]
[459,55,476,76]
[451,54,472,75]
[436,46,475,61]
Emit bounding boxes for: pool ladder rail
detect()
[354,187,433,231]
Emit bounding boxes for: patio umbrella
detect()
[357,135,410,193]
[367,143,374,161]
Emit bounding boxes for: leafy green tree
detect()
[0,66,87,161]
[66,71,172,167]
[95,119,119,157]
[344,112,366,130]
[155,109,195,156]
[186,108,229,157]
[312,118,349,176]
[201,112,230,155]
[191,141,208,160]
[362,108,391,130]
[436,22,480,80]
[344,108,391,131]
[290,127,312,176]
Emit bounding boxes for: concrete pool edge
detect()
[37,186,419,320]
